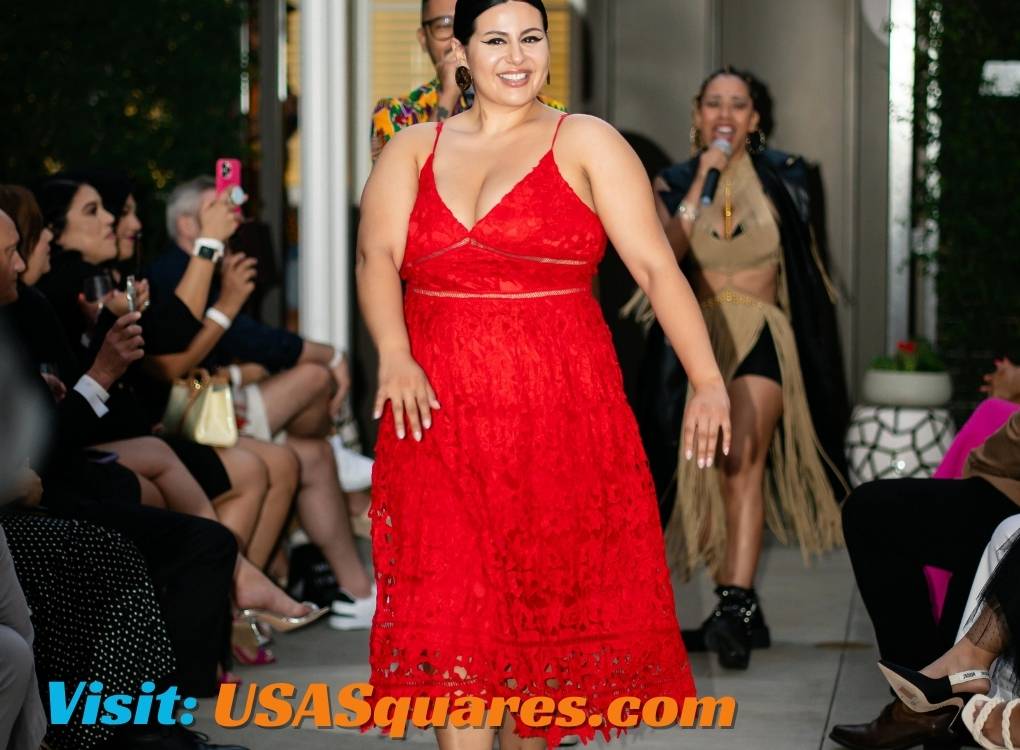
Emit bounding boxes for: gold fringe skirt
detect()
[665,290,844,579]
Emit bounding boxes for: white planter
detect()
[861,370,953,408]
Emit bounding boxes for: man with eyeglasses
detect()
[371,0,564,161]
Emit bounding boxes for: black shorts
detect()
[732,324,782,385]
[161,436,232,500]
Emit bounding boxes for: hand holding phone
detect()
[199,190,241,243]
[216,158,247,210]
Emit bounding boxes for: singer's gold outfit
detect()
[667,156,844,578]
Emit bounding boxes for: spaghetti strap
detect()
[551,113,570,148]
[430,121,444,155]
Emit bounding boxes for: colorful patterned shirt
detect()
[371,78,566,160]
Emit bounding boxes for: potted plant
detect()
[862,339,952,407]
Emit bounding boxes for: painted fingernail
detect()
[698,458,705,469]
[685,450,693,460]
[706,457,714,468]
[397,428,405,439]
[423,418,432,429]
[414,431,422,442]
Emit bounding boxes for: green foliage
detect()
[0,0,245,256]
[918,0,1020,420]
[869,339,946,373]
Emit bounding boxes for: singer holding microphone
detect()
[627,67,850,670]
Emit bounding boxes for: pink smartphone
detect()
[215,158,243,209]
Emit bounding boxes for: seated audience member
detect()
[871,521,1020,750]
[0,208,246,749]
[19,177,317,626]
[0,336,45,746]
[934,359,1020,481]
[956,515,1020,700]
[74,171,300,590]
[831,412,1020,749]
[0,522,45,750]
[149,177,375,628]
[77,171,368,629]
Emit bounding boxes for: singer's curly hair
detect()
[695,65,775,139]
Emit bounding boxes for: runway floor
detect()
[195,537,889,750]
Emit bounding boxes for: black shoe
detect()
[682,586,770,670]
[877,660,989,718]
[287,543,337,607]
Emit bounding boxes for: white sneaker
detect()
[328,585,376,631]
[329,435,374,493]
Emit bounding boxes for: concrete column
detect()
[299,0,350,349]
[258,0,285,327]
[886,0,914,348]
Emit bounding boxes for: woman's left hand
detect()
[682,378,731,469]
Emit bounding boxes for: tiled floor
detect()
[194,539,891,749]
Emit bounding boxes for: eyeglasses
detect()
[422,15,454,41]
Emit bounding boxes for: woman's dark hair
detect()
[0,185,44,263]
[70,168,135,227]
[32,175,85,242]
[453,0,549,46]
[695,65,775,139]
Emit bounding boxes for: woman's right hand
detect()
[695,142,731,181]
[373,351,440,442]
[199,190,241,242]
[88,311,144,389]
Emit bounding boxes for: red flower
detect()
[897,340,918,355]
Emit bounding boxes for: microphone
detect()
[699,139,733,206]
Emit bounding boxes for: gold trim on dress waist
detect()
[699,290,768,310]
[409,286,588,300]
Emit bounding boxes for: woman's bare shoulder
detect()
[558,113,625,141]
[379,122,440,167]
[554,114,639,177]
[555,114,631,159]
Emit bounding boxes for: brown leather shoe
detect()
[828,699,962,749]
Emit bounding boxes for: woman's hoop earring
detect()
[689,126,705,156]
[746,130,767,154]
[455,66,473,92]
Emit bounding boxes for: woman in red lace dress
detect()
[356,1,730,747]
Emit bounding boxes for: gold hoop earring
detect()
[690,126,705,156]
[455,66,473,92]
[746,130,767,154]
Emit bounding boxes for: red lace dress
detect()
[369,115,695,746]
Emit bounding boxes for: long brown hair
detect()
[0,185,44,263]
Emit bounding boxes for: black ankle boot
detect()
[682,586,771,670]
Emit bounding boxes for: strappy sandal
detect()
[232,618,276,665]
[238,601,328,634]
[962,695,1020,750]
